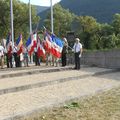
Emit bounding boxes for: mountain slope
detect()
[59,0,120,23]
[37,0,120,23]
[34,5,49,14]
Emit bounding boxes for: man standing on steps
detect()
[0,44,5,69]
[73,38,82,70]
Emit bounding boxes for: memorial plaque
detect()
[67,32,75,48]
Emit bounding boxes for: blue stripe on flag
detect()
[16,35,21,45]
[26,37,31,47]
[55,37,64,47]
[51,34,63,48]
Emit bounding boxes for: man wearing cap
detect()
[73,38,82,70]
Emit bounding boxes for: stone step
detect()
[0,71,120,120]
[0,65,73,79]
[0,67,118,96]
[0,74,91,95]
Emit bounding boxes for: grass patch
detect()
[19,87,120,120]
[63,102,80,109]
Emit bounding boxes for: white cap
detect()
[75,38,80,42]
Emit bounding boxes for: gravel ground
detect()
[0,67,119,120]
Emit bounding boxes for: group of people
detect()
[61,37,83,70]
[0,43,29,69]
[0,37,83,69]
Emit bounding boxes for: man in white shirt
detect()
[73,38,82,70]
[0,45,5,69]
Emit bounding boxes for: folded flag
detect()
[16,34,23,56]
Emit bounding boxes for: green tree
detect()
[75,16,100,49]
[0,0,40,42]
[112,13,120,35]
[44,4,74,37]
[100,23,114,36]
[101,34,118,49]
[0,0,10,38]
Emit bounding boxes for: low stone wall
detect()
[81,49,120,68]
[66,49,120,68]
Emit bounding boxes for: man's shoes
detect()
[73,67,81,70]
[73,67,77,70]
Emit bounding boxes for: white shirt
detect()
[13,46,17,53]
[34,47,37,52]
[73,42,82,53]
[0,46,4,57]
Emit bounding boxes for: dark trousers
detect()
[17,56,21,67]
[75,52,80,69]
[6,54,13,68]
[35,52,40,66]
[24,57,29,67]
[13,52,17,67]
[13,53,21,67]
[61,53,67,66]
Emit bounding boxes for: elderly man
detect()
[0,44,5,69]
[73,38,82,70]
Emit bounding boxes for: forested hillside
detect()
[37,0,120,23]
[60,0,120,23]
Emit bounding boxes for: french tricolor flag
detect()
[37,37,46,59]
[43,32,52,53]
[32,33,37,48]
[16,34,23,56]
[6,33,12,57]
[51,34,63,58]
[44,33,63,58]
[26,36,34,55]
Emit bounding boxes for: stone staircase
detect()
[0,65,120,120]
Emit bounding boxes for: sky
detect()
[19,0,61,6]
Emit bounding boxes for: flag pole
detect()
[10,0,14,46]
[29,0,32,34]
[29,0,33,63]
[50,0,54,34]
